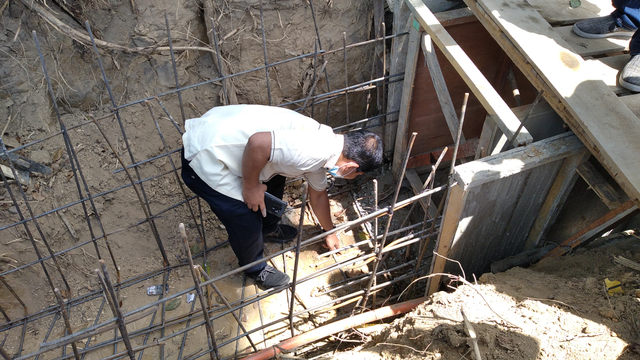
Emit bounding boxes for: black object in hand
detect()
[264,192,287,217]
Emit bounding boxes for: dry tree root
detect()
[20,0,215,56]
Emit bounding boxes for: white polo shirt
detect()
[182,105,343,202]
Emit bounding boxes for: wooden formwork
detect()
[390,0,640,295]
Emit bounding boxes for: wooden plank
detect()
[454,132,584,189]
[427,132,583,294]
[556,25,629,57]
[526,0,614,26]
[387,0,412,165]
[544,200,639,258]
[427,183,466,295]
[392,20,421,176]
[421,33,466,143]
[466,0,640,205]
[524,149,590,250]
[576,161,623,209]
[475,115,497,159]
[405,0,534,148]
[620,93,640,116]
[405,168,438,218]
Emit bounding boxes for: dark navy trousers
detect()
[612,0,640,54]
[181,152,284,276]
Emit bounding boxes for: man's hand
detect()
[242,183,268,217]
[324,233,340,251]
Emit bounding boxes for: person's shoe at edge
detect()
[620,55,640,92]
[263,224,298,243]
[572,15,635,38]
[249,265,290,288]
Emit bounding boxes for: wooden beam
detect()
[466,0,640,206]
[392,20,421,176]
[544,200,639,258]
[427,183,466,296]
[404,0,534,148]
[386,0,412,162]
[405,168,438,218]
[454,132,584,189]
[524,149,590,250]
[576,161,623,209]
[421,33,465,143]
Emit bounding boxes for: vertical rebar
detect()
[53,289,80,360]
[0,276,27,316]
[0,345,10,360]
[33,30,121,281]
[372,179,378,308]
[355,132,418,314]
[96,260,135,360]
[288,182,308,337]
[502,89,544,152]
[343,32,349,123]
[85,22,169,267]
[307,0,332,123]
[144,101,206,261]
[196,266,257,352]
[164,12,187,123]
[179,223,219,360]
[421,93,470,296]
[0,129,69,295]
[381,22,387,156]
[259,0,273,105]
[311,40,318,117]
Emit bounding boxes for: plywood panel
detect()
[407,19,537,156]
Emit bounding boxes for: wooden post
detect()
[392,19,421,176]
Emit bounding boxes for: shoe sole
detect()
[263,237,294,243]
[619,76,640,92]
[572,24,634,39]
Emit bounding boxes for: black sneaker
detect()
[249,265,290,288]
[620,55,640,92]
[263,224,298,243]
[572,16,634,39]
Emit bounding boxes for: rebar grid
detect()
[0,9,445,360]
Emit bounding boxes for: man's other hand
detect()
[323,233,340,251]
[243,183,268,217]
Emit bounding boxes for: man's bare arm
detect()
[242,132,271,216]
[309,187,340,250]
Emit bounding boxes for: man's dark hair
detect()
[342,129,383,173]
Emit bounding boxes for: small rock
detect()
[30,150,52,166]
[599,308,617,319]
[8,206,17,214]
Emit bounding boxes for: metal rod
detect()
[343,31,349,123]
[502,89,545,152]
[32,30,121,280]
[301,61,328,112]
[53,289,80,360]
[381,21,387,153]
[84,22,169,267]
[96,260,135,360]
[289,183,308,337]
[420,93,470,296]
[0,276,27,316]
[144,101,206,260]
[355,132,418,314]
[111,31,409,111]
[0,133,67,295]
[179,223,219,360]
[196,266,258,352]
[259,0,272,105]
[87,114,170,267]
[164,12,187,124]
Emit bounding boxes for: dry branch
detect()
[21,0,215,55]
